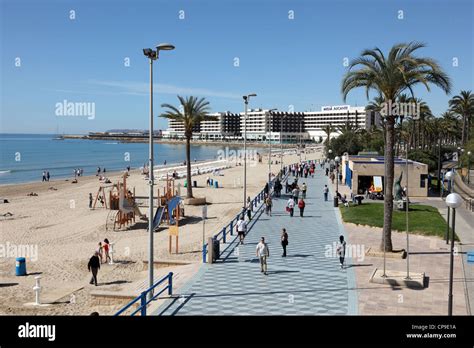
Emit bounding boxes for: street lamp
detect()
[243,94,257,209]
[445,192,463,316]
[334,155,340,207]
[280,113,289,173]
[266,109,277,189]
[143,42,174,299]
[445,170,455,245]
[468,151,472,185]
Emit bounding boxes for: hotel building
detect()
[162,105,374,142]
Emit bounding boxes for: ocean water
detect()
[0,134,251,185]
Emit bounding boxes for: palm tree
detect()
[322,124,336,154]
[449,90,474,145]
[341,42,451,251]
[161,96,216,198]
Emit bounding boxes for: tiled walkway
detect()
[155,167,358,315]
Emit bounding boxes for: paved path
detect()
[154,167,358,315]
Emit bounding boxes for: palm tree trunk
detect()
[381,116,395,252]
[462,114,466,145]
[186,135,193,198]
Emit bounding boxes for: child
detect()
[103,239,111,263]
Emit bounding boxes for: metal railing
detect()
[114,272,173,316]
[202,167,291,263]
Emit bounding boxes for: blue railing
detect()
[114,272,173,316]
[202,167,291,263]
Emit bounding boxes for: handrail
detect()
[115,272,173,316]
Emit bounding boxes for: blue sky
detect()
[1,0,473,134]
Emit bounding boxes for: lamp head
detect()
[446,193,462,209]
[156,43,175,51]
[445,170,454,181]
[335,156,340,163]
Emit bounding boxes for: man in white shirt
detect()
[236,216,248,245]
[256,237,270,275]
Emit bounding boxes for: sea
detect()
[0,134,252,185]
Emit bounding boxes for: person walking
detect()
[323,185,329,201]
[286,197,295,217]
[246,197,252,221]
[236,216,248,245]
[97,242,104,263]
[46,171,50,181]
[330,171,335,184]
[89,193,93,209]
[265,195,272,216]
[281,228,288,257]
[88,252,101,286]
[336,235,347,269]
[103,238,111,264]
[292,186,299,204]
[42,171,47,182]
[298,198,305,217]
[256,237,270,275]
[301,182,307,199]
[325,167,329,176]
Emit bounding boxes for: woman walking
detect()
[298,198,305,217]
[281,228,289,257]
[286,198,295,217]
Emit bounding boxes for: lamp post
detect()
[143,43,175,299]
[243,94,257,208]
[334,156,340,207]
[266,109,277,187]
[280,113,288,173]
[445,192,463,316]
[468,151,472,185]
[445,170,455,245]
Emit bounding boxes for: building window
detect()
[420,174,427,188]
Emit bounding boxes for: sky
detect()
[1,0,473,134]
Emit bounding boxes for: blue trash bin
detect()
[214,181,218,188]
[15,257,26,276]
[209,179,213,186]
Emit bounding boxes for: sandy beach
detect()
[0,148,322,315]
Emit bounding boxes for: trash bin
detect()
[214,181,218,188]
[209,179,213,186]
[212,239,220,261]
[15,257,26,276]
[333,196,339,208]
[193,180,197,188]
[184,180,187,188]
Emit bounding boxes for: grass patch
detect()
[339,203,456,240]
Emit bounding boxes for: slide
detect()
[167,196,182,225]
[151,206,165,231]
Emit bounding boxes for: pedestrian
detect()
[339,172,343,184]
[89,193,93,208]
[88,251,101,286]
[246,197,252,221]
[46,171,50,181]
[236,216,247,244]
[301,182,307,199]
[330,172,335,184]
[265,195,272,216]
[281,228,288,257]
[298,198,305,217]
[97,242,104,263]
[103,168,106,173]
[323,185,329,201]
[42,171,47,182]
[97,167,101,176]
[206,176,210,186]
[256,237,270,275]
[286,197,294,217]
[325,168,329,176]
[292,186,299,204]
[103,238,111,263]
[336,235,346,269]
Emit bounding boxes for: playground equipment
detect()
[98,173,145,231]
[150,175,184,232]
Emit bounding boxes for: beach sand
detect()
[0,149,322,315]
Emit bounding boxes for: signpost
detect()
[202,205,207,254]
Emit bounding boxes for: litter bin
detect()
[184,180,187,188]
[333,196,339,208]
[15,257,26,276]
[193,180,197,188]
[209,179,213,186]
[214,181,219,188]
[212,238,220,261]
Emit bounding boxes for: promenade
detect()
[155,166,358,315]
